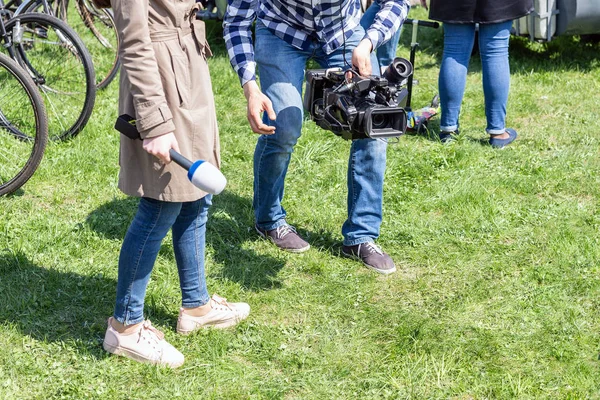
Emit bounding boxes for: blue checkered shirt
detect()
[223,0,410,86]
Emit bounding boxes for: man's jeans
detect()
[114,196,212,325]
[253,22,386,246]
[360,3,403,73]
[439,21,512,134]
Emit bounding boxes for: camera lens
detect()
[372,113,389,129]
[383,57,413,84]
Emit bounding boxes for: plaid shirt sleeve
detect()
[366,0,410,50]
[223,0,258,87]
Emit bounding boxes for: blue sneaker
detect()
[438,130,458,143]
[489,128,518,148]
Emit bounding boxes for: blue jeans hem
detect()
[113,314,144,326]
[440,125,458,133]
[343,238,374,247]
[257,219,287,232]
[182,297,211,308]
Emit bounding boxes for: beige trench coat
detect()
[111,0,220,202]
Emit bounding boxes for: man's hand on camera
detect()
[243,80,276,135]
[352,39,373,76]
[143,132,180,164]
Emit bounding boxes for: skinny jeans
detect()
[113,196,212,325]
[439,21,512,134]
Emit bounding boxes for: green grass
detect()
[2,7,600,399]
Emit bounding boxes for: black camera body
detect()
[303,57,413,140]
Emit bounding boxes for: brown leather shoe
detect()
[342,242,396,275]
[255,224,310,253]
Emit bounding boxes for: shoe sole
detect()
[255,226,310,253]
[177,315,248,335]
[341,250,397,275]
[103,341,184,368]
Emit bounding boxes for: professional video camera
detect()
[303,57,413,140]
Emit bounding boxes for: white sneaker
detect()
[177,294,250,334]
[103,318,184,368]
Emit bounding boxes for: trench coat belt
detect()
[149,26,192,44]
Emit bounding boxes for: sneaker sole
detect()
[341,250,397,275]
[177,316,248,335]
[255,226,310,253]
[103,341,184,368]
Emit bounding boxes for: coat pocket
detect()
[192,19,212,59]
[169,53,191,108]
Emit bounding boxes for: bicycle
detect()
[0,52,48,196]
[10,0,119,89]
[0,0,97,141]
[6,0,119,90]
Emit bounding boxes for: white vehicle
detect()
[514,0,600,41]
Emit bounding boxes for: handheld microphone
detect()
[115,114,226,194]
[168,149,226,194]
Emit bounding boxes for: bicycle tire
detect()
[0,53,48,196]
[5,12,96,141]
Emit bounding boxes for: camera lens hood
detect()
[383,57,413,84]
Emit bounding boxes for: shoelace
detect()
[137,320,165,345]
[274,224,297,239]
[361,242,383,256]
[211,294,234,311]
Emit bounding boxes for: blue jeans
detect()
[114,196,212,325]
[438,21,512,134]
[360,3,403,73]
[253,22,385,246]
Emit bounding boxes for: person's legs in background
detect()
[438,22,476,138]
[478,20,517,147]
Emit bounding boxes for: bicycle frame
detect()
[0,2,19,60]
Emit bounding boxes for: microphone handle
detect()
[169,149,193,171]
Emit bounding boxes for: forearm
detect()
[223,0,258,86]
[366,0,410,50]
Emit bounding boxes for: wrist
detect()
[243,80,260,100]
[360,38,374,53]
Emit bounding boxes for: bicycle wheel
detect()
[0,53,48,196]
[4,12,96,141]
[23,0,120,90]
[49,0,120,90]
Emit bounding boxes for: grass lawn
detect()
[2,7,600,399]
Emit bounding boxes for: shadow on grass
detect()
[0,250,173,358]
[85,191,286,291]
